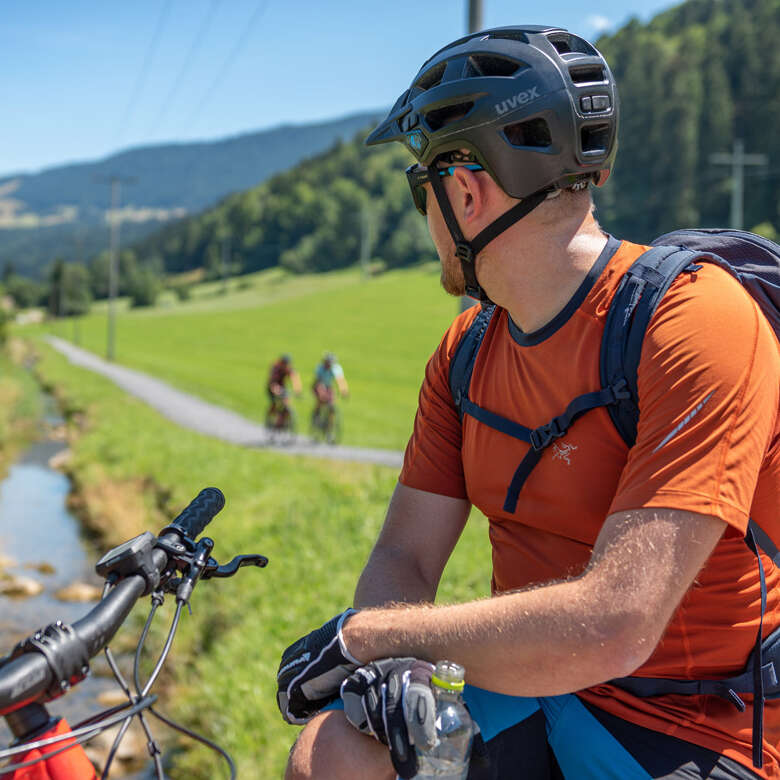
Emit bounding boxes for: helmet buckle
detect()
[455,242,475,264]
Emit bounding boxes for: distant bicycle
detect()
[310,403,341,445]
[265,393,297,442]
[310,352,348,445]
[265,354,301,443]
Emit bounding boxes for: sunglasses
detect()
[405,162,485,215]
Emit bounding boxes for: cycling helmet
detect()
[323,352,337,363]
[366,25,619,301]
[281,353,292,364]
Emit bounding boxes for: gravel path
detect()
[47,337,403,469]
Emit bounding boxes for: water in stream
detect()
[0,407,154,778]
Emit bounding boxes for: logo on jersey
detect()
[552,442,578,465]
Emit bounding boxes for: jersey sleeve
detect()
[399,314,478,500]
[610,264,780,531]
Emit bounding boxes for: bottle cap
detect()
[431,660,466,692]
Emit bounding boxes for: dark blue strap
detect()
[461,398,533,442]
[746,523,767,768]
[449,304,497,416]
[750,518,780,569]
[502,448,544,513]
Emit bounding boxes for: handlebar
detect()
[162,487,225,541]
[0,487,237,718]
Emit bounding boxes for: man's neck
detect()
[477,202,609,334]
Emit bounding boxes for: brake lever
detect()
[201,554,269,579]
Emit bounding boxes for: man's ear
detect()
[450,166,487,223]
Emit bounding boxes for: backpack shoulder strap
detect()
[600,246,707,447]
[449,303,497,418]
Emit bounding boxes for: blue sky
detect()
[1,0,677,178]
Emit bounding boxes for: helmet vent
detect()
[415,62,447,92]
[503,118,552,148]
[465,54,524,78]
[484,30,530,44]
[581,124,611,155]
[424,101,475,132]
[547,33,598,57]
[569,65,607,84]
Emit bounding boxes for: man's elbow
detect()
[587,605,666,681]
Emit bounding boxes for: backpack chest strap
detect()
[461,380,630,513]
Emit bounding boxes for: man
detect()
[266,353,302,425]
[278,26,780,779]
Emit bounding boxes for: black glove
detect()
[277,609,360,724]
[340,657,436,779]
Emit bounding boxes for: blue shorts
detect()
[329,687,759,779]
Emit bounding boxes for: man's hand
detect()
[277,609,360,724]
[340,657,435,779]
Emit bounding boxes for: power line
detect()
[147,0,224,136]
[116,0,174,142]
[182,0,270,131]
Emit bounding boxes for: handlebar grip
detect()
[168,487,225,540]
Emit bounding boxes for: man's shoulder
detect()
[439,303,496,361]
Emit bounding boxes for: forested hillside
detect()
[0,111,380,278]
[131,137,428,276]
[126,0,779,280]
[595,0,779,240]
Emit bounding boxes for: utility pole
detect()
[220,233,230,294]
[360,201,377,278]
[709,139,767,230]
[460,0,484,313]
[102,175,136,361]
[468,0,483,35]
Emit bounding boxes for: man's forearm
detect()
[346,574,645,697]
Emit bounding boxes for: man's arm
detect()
[336,375,349,398]
[344,507,726,695]
[354,482,471,608]
[290,370,302,395]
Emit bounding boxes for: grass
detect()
[0,342,43,474]
[23,264,492,779]
[35,264,459,451]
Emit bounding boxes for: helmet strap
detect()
[428,162,549,303]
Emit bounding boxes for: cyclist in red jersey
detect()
[266,354,301,425]
[276,26,780,780]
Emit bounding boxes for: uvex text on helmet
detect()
[366,26,619,200]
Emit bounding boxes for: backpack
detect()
[448,229,780,768]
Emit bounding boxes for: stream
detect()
[0,399,153,778]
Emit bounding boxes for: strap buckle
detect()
[529,418,566,451]
[455,242,475,264]
[609,378,631,402]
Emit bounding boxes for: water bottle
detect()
[413,660,474,779]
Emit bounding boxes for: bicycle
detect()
[0,487,267,779]
[265,393,298,442]
[310,402,341,445]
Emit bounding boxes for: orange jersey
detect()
[400,237,780,774]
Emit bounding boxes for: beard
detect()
[439,252,467,297]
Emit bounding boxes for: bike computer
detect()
[95,531,159,594]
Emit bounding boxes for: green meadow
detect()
[39,263,461,451]
[22,265,493,778]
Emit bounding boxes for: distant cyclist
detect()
[266,353,301,427]
[311,352,349,436]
